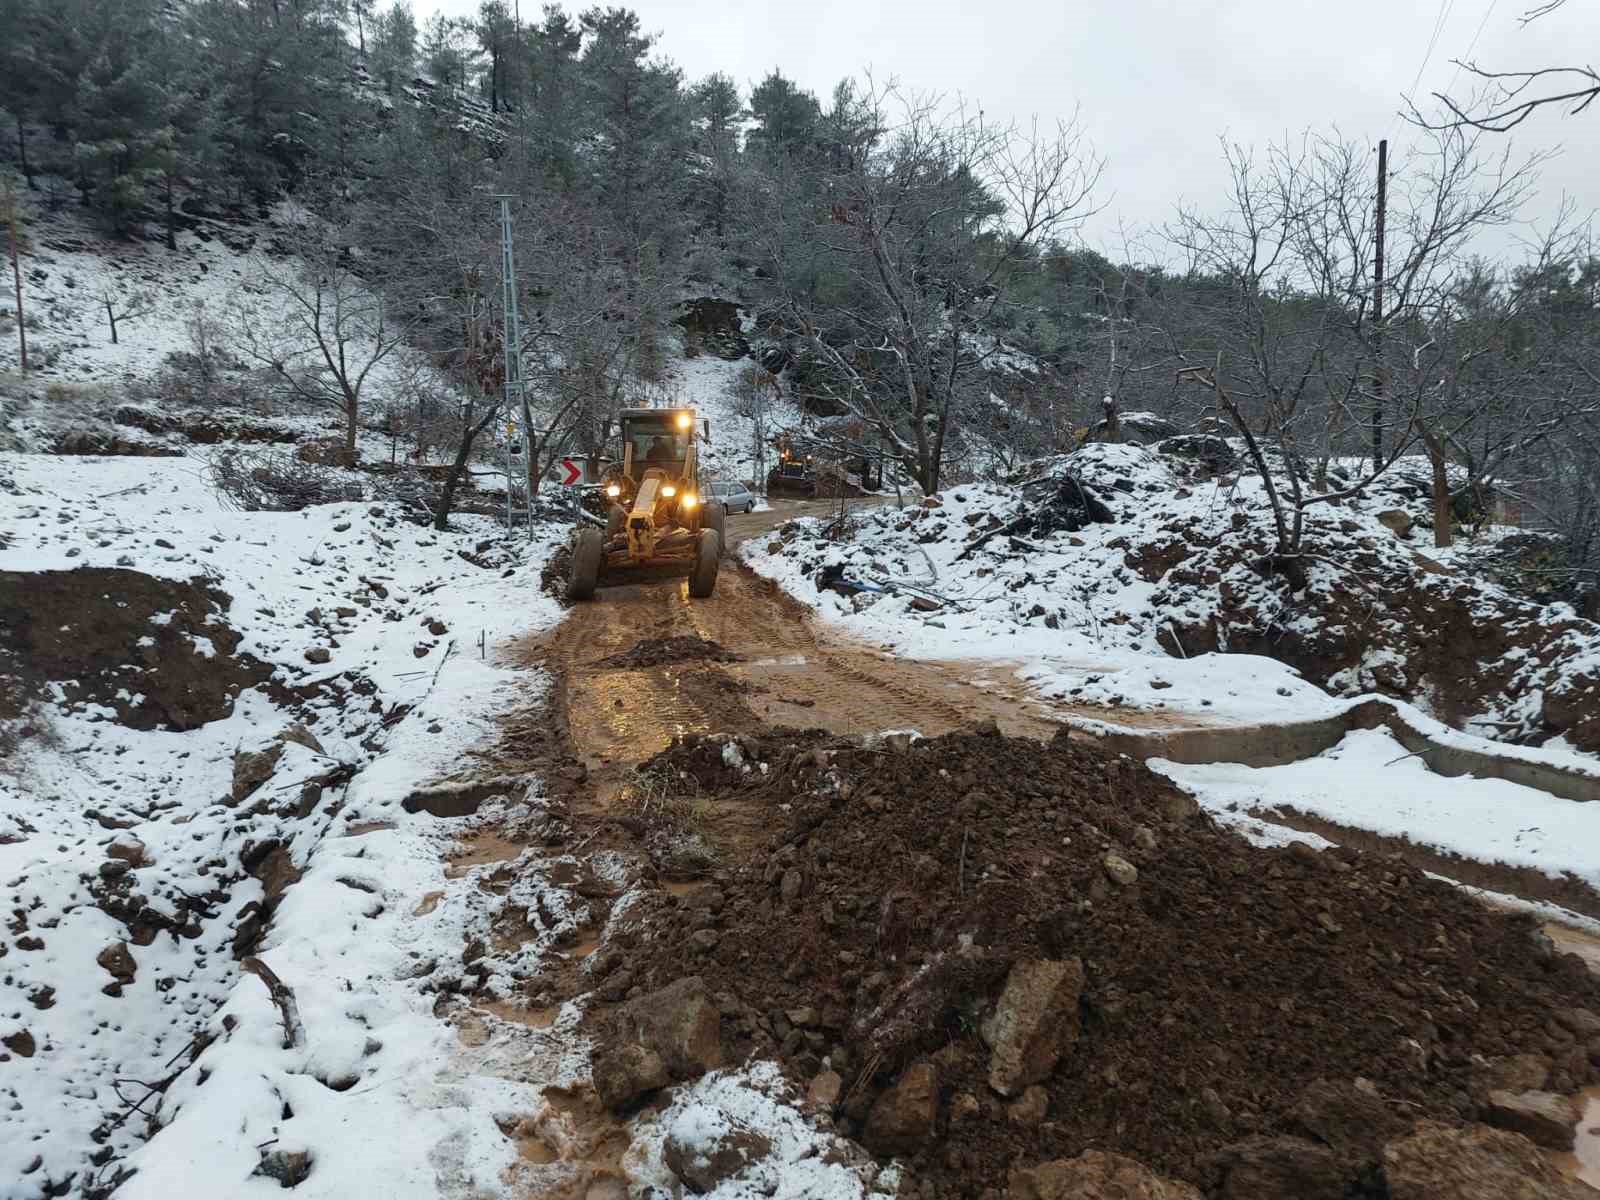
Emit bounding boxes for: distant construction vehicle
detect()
[568,407,725,601]
[765,434,818,499]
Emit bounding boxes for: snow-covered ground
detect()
[741,441,1600,746]
[1151,726,1600,899]
[0,452,575,1195]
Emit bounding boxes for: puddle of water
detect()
[745,654,808,668]
[478,998,559,1029]
[413,890,444,916]
[1554,1087,1600,1188]
[446,831,525,876]
[516,1133,558,1164]
[569,936,601,959]
[663,880,704,897]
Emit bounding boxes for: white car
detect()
[708,480,757,514]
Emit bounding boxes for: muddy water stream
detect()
[1556,1087,1600,1188]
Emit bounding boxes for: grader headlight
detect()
[662,485,677,497]
[606,484,622,498]
[682,493,698,509]
[676,412,692,430]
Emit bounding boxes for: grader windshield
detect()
[623,410,694,479]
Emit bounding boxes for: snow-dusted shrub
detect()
[209,446,365,512]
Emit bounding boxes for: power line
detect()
[1442,0,1503,102]
[1388,0,1457,146]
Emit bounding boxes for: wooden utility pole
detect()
[1370,138,1387,467]
[4,178,26,373]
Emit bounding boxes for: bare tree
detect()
[233,238,415,462]
[1164,127,1542,576]
[96,281,155,345]
[752,78,1102,493]
[1417,0,1598,132]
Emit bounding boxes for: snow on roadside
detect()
[1150,726,1600,895]
[740,473,1336,727]
[740,442,1600,750]
[1,450,573,1196]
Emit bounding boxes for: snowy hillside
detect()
[0,452,576,1193]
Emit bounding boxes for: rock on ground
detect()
[1480,1089,1579,1151]
[1009,1150,1203,1199]
[1286,1077,1407,1164]
[231,744,284,803]
[863,1060,939,1156]
[663,1120,772,1194]
[1211,1135,1348,1200]
[592,976,724,1110]
[980,958,1084,1097]
[1382,1120,1596,1200]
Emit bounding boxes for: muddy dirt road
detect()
[526,500,1084,783]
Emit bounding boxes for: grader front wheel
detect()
[688,529,721,598]
[567,527,603,601]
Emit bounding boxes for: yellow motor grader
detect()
[567,407,725,600]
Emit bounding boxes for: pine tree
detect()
[369,2,418,95]
[578,6,690,256]
[689,72,743,237]
[69,0,173,229]
[0,0,43,188]
[747,70,820,162]
[524,5,582,180]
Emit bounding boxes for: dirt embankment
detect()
[0,567,274,730]
[576,727,1600,1198]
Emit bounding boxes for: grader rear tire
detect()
[688,529,720,598]
[567,527,603,601]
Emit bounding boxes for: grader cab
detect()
[567,408,725,601]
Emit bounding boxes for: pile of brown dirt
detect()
[593,635,741,669]
[0,567,273,730]
[594,728,1600,1197]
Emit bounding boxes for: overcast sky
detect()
[422,0,1599,265]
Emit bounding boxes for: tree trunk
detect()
[106,300,119,344]
[17,117,35,190]
[1419,424,1453,549]
[164,174,177,251]
[344,396,359,461]
[7,198,26,372]
[434,429,476,530]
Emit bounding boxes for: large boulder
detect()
[1008,1151,1202,1199]
[980,958,1085,1097]
[1383,1120,1595,1200]
[1087,411,1178,446]
[591,977,724,1111]
[1212,1135,1347,1200]
[1377,509,1415,537]
[863,1061,939,1156]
